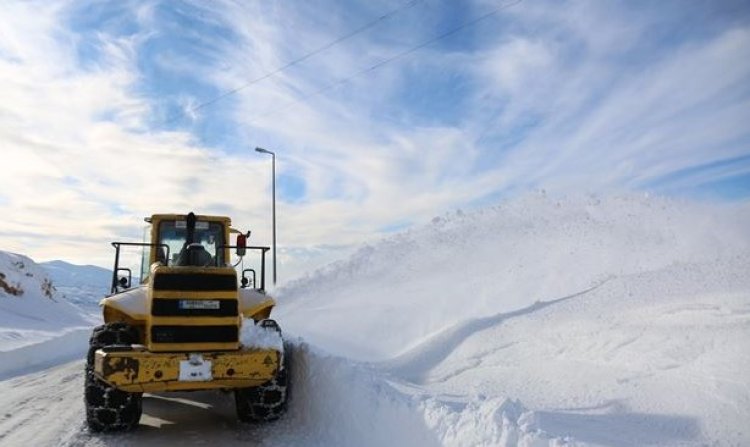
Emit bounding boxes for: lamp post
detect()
[255,147,277,285]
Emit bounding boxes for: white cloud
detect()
[481,37,554,94]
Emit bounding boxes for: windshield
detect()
[158,220,225,266]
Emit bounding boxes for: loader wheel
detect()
[235,340,290,423]
[84,322,143,432]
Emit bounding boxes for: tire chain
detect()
[84,322,142,432]
[235,333,290,422]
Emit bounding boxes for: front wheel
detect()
[235,327,290,423]
[84,322,143,432]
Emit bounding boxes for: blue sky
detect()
[1,0,749,279]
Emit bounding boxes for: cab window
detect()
[158,220,225,266]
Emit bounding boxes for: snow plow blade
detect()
[93,346,280,393]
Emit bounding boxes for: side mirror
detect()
[115,267,132,290]
[236,233,247,257]
[241,268,256,289]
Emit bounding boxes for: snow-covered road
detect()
[0,362,84,446]
[0,360,272,447]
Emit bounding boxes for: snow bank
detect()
[0,327,89,380]
[271,194,750,445]
[265,341,559,447]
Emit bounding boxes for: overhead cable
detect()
[170,0,426,123]
[245,0,525,124]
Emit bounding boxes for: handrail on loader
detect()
[110,242,170,294]
[217,245,270,292]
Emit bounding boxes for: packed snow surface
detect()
[0,194,749,446]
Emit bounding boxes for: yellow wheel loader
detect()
[84,212,288,432]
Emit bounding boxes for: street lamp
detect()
[255,147,277,285]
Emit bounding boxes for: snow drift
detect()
[274,194,750,446]
[262,341,557,447]
[277,194,750,361]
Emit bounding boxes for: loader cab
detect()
[137,217,227,282]
[111,212,269,294]
[146,213,231,272]
[157,219,226,267]
[111,213,230,292]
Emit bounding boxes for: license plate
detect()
[179,354,213,381]
[179,299,220,310]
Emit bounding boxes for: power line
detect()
[245,0,525,125]
[169,0,426,124]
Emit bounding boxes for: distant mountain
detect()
[41,260,111,290]
[40,260,111,312]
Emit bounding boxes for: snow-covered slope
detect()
[277,195,750,360]
[274,194,750,445]
[0,251,94,378]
